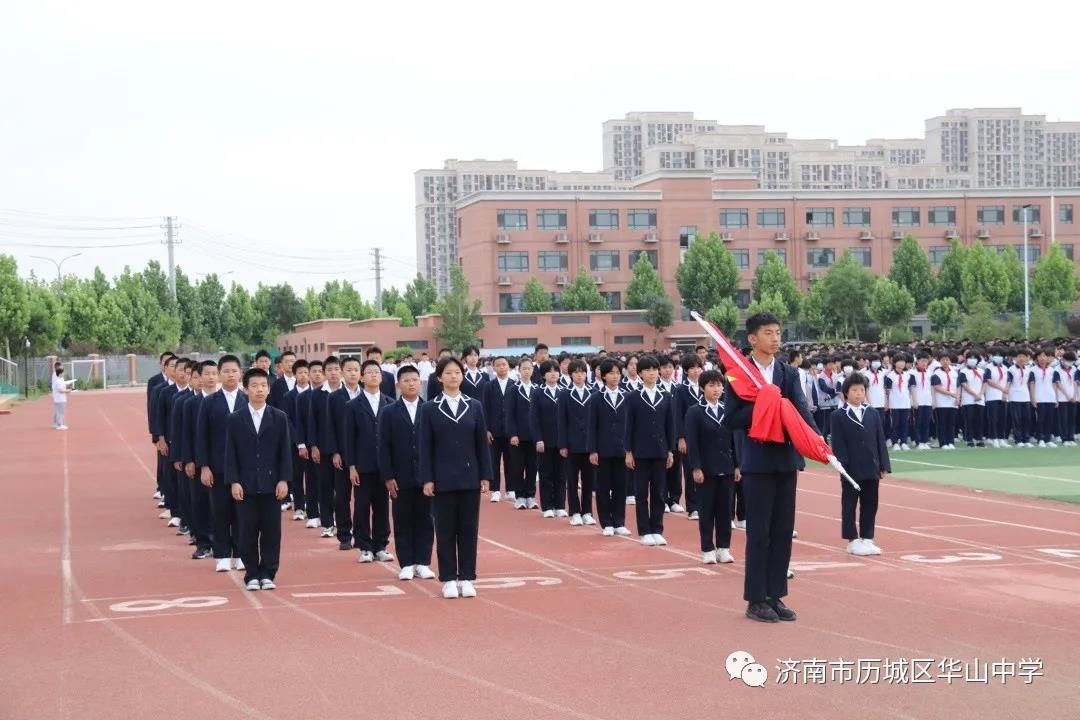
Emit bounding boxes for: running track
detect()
[3,389,1079,719]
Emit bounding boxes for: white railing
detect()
[0,357,17,390]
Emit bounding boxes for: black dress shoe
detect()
[746,602,780,623]
[191,547,211,560]
[767,598,797,621]
[338,540,352,551]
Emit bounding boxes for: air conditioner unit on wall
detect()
[496,232,511,244]
[592,274,604,284]
[555,232,569,243]
[644,232,659,243]
[774,232,789,242]
[859,231,874,241]
[805,231,820,241]
[588,233,603,243]
[497,275,512,285]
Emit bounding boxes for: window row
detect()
[803,243,1074,270]
[499,291,623,312]
[497,208,657,231]
[505,335,644,348]
[497,250,659,273]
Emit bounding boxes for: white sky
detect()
[2,0,1078,300]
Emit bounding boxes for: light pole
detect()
[1021,204,1033,338]
[31,252,83,286]
[22,337,30,399]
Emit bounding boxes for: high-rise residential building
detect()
[925,108,1049,188]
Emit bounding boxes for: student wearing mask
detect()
[957,352,986,448]
[983,351,1010,448]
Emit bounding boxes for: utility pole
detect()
[163,216,179,300]
[372,247,384,313]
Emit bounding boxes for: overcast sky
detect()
[2,0,1078,300]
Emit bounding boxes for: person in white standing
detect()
[52,362,73,430]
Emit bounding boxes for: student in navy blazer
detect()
[674,355,707,517]
[623,355,677,544]
[181,363,211,558]
[725,313,819,623]
[684,370,738,563]
[343,359,395,562]
[363,347,398,399]
[153,361,182,520]
[417,357,493,598]
[481,356,515,501]
[149,355,177,501]
[195,355,247,570]
[557,359,595,525]
[322,357,364,550]
[829,373,890,556]
[289,360,319,523]
[168,360,195,532]
[378,365,434,580]
[531,360,566,516]
[224,368,292,590]
[306,356,341,534]
[586,359,630,534]
[505,358,538,508]
[461,345,488,401]
[282,359,312,522]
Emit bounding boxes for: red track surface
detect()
[4,389,1080,719]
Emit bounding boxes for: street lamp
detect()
[1021,204,1033,338]
[31,252,83,285]
[22,337,30,399]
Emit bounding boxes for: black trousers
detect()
[160,454,178,516]
[935,407,958,446]
[594,456,627,529]
[333,466,352,542]
[1035,402,1057,443]
[291,452,318,517]
[175,466,191,526]
[698,474,734,552]
[914,405,933,444]
[741,471,797,603]
[189,472,212,552]
[665,460,683,508]
[208,467,238,559]
[986,400,1006,440]
[681,454,699,513]
[353,471,391,553]
[1009,402,1031,443]
[236,492,282,584]
[890,408,911,445]
[733,481,746,521]
[633,457,666,536]
[841,476,879,540]
[509,442,537,499]
[1059,401,1076,442]
[489,436,510,493]
[434,489,480,582]
[156,453,170,506]
[962,404,984,444]
[538,450,564,511]
[564,452,593,516]
[392,487,434,568]
[314,458,335,528]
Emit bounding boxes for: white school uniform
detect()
[957,365,985,406]
[1006,364,1031,403]
[1028,365,1060,404]
[885,369,912,410]
[909,368,934,407]
[931,367,959,409]
[1055,365,1076,402]
[982,364,1008,403]
[860,368,887,409]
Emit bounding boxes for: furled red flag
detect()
[690,311,861,491]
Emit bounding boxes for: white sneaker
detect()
[442,581,459,599]
[158,510,171,519]
[542,509,555,518]
[232,558,245,571]
[375,550,394,562]
[490,491,501,503]
[246,579,261,591]
[526,498,538,509]
[653,534,668,546]
[1047,442,1058,448]
[792,529,798,539]
[57,425,68,431]
[569,513,583,526]
[614,526,631,536]
[153,491,164,500]
[717,548,735,563]
[320,527,334,537]
[688,511,699,521]
[357,550,375,563]
[626,496,636,505]
[602,526,615,537]
[862,539,882,555]
[514,498,527,509]
[506,491,516,500]
[736,520,747,530]
[731,520,737,529]
[1039,441,1047,448]
[415,565,436,580]
[215,558,230,572]
[280,502,291,512]
[260,579,276,591]
[398,566,415,581]
[901,443,910,450]
[292,511,305,521]
[702,550,718,564]
[555,509,569,518]
[846,540,862,555]
[167,517,181,527]
[787,569,795,579]
[305,518,320,528]
[459,581,477,598]
[641,534,657,546]
[582,513,596,525]
[663,505,670,513]
[670,503,685,513]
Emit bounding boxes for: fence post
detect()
[88,354,100,381]
[127,354,138,385]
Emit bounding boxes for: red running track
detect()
[3,389,1080,720]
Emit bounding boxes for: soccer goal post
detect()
[66,358,108,391]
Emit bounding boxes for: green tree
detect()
[927,297,961,340]
[868,277,916,341]
[381,287,404,316]
[433,264,484,351]
[675,231,739,313]
[817,251,876,339]
[90,267,110,300]
[888,235,936,309]
[254,283,306,340]
[960,242,1010,310]
[393,301,416,327]
[626,254,666,310]
[959,299,1002,343]
[60,277,100,349]
[705,298,740,338]
[642,294,673,347]
[222,283,258,347]
[197,273,228,346]
[318,280,373,320]
[560,267,607,311]
[404,273,439,318]
[141,260,176,313]
[0,255,29,357]
[751,251,800,318]
[94,289,130,351]
[303,287,323,320]
[114,267,171,351]
[800,282,829,337]
[521,277,553,312]
[746,290,789,319]
[173,267,205,346]
[1000,245,1026,312]
[936,239,969,303]
[1031,243,1079,310]
[23,279,64,354]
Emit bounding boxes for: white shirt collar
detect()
[363,389,381,402]
[296,384,309,394]
[345,384,362,399]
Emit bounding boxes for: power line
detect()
[0,240,159,249]
[0,209,161,222]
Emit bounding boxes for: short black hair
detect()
[397,364,420,380]
[243,367,270,387]
[534,343,549,353]
[199,359,217,371]
[462,345,480,358]
[746,312,781,335]
[568,359,587,374]
[341,356,361,369]
[280,350,296,359]
[695,345,706,352]
[159,351,175,362]
[323,355,340,368]
[218,354,241,370]
[165,356,178,367]
[308,360,324,371]
[366,346,382,357]
[361,359,382,375]
[681,354,702,372]
[598,359,621,378]
[699,369,724,388]
[657,354,674,368]
[841,372,868,395]
[292,359,309,371]
[255,350,271,361]
[436,355,464,378]
[190,362,203,375]
[538,360,559,376]
[636,354,660,372]
[788,349,803,364]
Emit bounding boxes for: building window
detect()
[928,206,957,226]
[1061,244,1074,261]
[928,245,950,265]
[719,208,749,229]
[536,209,567,230]
[589,209,619,229]
[628,249,658,269]
[849,247,872,267]
[1060,204,1074,224]
[537,251,568,272]
[806,208,835,227]
[628,209,657,229]
[757,248,787,265]
[734,289,751,309]
[757,208,785,228]
[807,248,835,268]
[497,251,529,272]
[679,225,697,248]
[892,207,921,226]
[1013,205,1042,224]
[498,293,523,312]
[614,335,644,345]
[732,248,750,269]
[590,250,620,271]
[843,207,871,227]
[600,291,622,310]
[561,336,592,346]
[507,337,538,348]
[987,245,1009,256]
[1013,245,1041,263]
[397,340,429,350]
[497,315,538,325]
[977,205,1005,225]
[550,292,562,310]
[497,209,528,230]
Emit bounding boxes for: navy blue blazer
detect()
[168,388,194,462]
[152,383,178,441]
[224,405,293,495]
[482,376,515,438]
[586,387,627,458]
[146,372,165,437]
[828,405,890,481]
[294,388,314,448]
[726,360,819,474]
[623,386,676,459]
[684,403,736,477]
[307,386,333,451]
[377,398,423,488]
[461,368,488,401]
[674,382,707,441]
[380,369,397,400]
[506,383,537,442]
[268,375,291,409]
[426,375,443,401]
[557,385,593,453]
[529,385,561,447]
[282,386,311,450]
[195,389,248,474]
[343,391,394,473]
[179,393,205,465]
[322,385,360,458]
[417,394,494,492]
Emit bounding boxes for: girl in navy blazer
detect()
[623,355,676,546]
[531,360,565,518]
[557,359,595,526]
[684,370,738,564]
[418,356,494,599]
[506,358,538,509]
[587,359,630,536]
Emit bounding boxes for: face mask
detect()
[966,358,978,368]
[816,363,824,371]
[871,361,881,371]
[843,366,854,376]
[992,356,1003,365]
